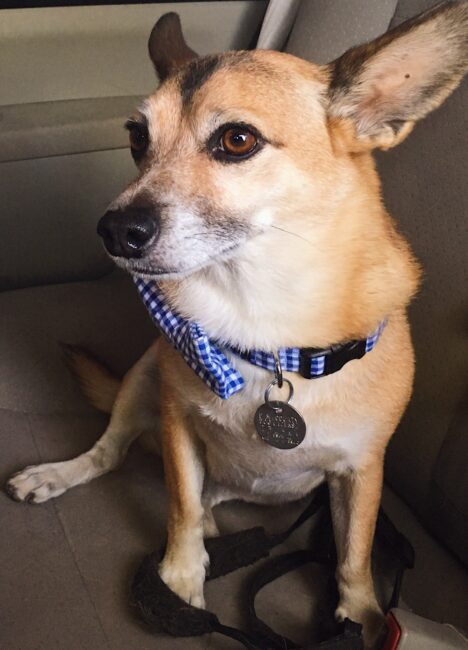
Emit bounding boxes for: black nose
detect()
[97,209,158,258]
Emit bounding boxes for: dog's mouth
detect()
[116,239,244,281]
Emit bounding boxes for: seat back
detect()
[286,0,468,565]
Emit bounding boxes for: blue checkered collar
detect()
[134,277,386,400]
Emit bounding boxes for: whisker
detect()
[182,225,313,247]
[269,224,313,247]
[183,230,234,242]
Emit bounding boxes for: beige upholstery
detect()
[286,0,468,568]
[257,0,302,50]
[0,271,155,415]
[1,274,467,649]
[0,2,268,105]
[286,0,398,63]
[0,1,267,291]
[376,2,468,567]
[0,149,133,290]
[1,2,467,648]
[0,96,141,163]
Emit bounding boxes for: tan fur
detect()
[63,345,120,413]
[6,5,467,647]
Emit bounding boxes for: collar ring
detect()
[273,351,283,389]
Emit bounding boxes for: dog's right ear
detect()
[148,12,198,81]
[327,1,468,152]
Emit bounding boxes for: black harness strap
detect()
[244,500,362,650]
[246,550,338,650]
[205,486,328,581]
[375,509,415,611]
[131,486,413,649]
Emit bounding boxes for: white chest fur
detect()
[186,350,380,502]
[160,259,412,504]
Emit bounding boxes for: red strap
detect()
[382,612,402,650]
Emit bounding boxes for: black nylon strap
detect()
[244,505,362,650]
[375,508,415,611]
[206,485,327,581]
[132,486,413,650]
[211,621,263,650]
[268,485,328,546]
[232,337,371,381]
[247,550,328,650]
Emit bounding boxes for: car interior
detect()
[1,1,467,648]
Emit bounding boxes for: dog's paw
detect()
[5,464,69,504]
[335,592,385,649]
[159,545,209,609]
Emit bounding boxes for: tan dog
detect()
[6,4,467,645]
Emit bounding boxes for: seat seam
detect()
[0,405,106,418]
[26,412,113,650]
[387,0,401,30]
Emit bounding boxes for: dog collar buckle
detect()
[298,339,367,379]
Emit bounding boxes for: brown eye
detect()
[125,118,149,161]
[221,128,257,156]
[129,127,148,153]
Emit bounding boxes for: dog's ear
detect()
[148,12,198,81]
[327,2,468,152]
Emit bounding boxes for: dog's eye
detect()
[128,126,148,153]
[220,128,257,157]
[125,119,149,161]
[208,122,264,163]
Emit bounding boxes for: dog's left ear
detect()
[148,12,198,81]
[327,1,468,152]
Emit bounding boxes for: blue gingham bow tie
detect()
[134,277,386,400]
[135,277,245,398]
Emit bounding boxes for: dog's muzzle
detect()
[97,208,159,258]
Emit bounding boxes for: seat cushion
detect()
[0,272,328,648]
[1,270,467,648]
[0,271,155,414]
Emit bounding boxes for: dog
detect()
[6,4,467,646]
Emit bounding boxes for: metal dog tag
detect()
[254,378,306,450]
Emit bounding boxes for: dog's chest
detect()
[189,360,374,493]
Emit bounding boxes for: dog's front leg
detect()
[159,379,209,609]
[328,458,385,646]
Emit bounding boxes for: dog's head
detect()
[98,5,467,286]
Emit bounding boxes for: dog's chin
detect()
[111,241,243,281]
